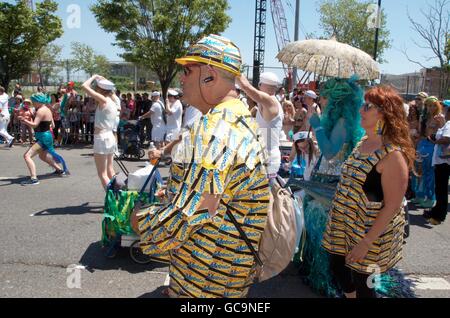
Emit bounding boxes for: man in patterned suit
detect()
[131,35,270,298]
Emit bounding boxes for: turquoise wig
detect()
[30,92,51,105]
[319,76,365,157]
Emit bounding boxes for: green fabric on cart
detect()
[101,190,152,246]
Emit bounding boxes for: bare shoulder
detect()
[378,149,408,174]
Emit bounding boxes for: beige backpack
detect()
[227,175,299,282]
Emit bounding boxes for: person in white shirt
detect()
[182,104,202,130]
[140,91,166,148]
[236,72,284,177]
[276,87,286,103]
[0,86,15,147]
[165,89,183,142]
[425,101,450,225]
[303,90,321,131]
[82,75,119,190]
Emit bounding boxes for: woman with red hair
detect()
[322,85,415,298]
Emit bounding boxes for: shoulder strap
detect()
[223,115,267,266]
[225,206,263,266]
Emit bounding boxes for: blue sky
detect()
[21,0,448,78]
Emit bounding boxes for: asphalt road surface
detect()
[0,144,449,298]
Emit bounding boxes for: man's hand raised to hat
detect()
[93,74,105,81]
[236,74,250,90]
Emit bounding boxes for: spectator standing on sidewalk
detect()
[303,90,321,131]
[412,96,445,208]
[423,99,449,225]
[19,99,35,145]
[139,91,166,148]
[276,87,286,104]
[139,93,152,143]
[282,100,296,140]
[51,94,62,147]
[165,89,183,142]
[0,86,15,147]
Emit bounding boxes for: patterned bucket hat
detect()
[175,34,242,76]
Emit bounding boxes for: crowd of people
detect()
[0,79,202,187]
[2,32,449,299]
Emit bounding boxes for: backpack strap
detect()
[224,203,263,266]
[156,100,167,124]
[223,115,266,267]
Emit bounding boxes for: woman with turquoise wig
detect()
[18,93,69,185]
[295,76,365,297]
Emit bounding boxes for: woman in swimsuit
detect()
[18,93,69,185]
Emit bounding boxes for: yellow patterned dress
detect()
[322,139,405,274]
[137,99,270,298]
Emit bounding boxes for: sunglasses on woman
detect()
[362,102,381,112]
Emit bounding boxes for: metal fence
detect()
[380,73,449,100]
[7,113,96,146]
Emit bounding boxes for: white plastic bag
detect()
[127,162,155,192]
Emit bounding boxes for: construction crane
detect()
[270,0,291,77]
[253,0,292,88]
[252,0,267,87]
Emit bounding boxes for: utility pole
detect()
[134,64,138,92]
[373,0,382,61]
[66,59,71,83]
[292,0,300,87]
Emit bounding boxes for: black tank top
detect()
[35,121,51,133]
[362,165,384,202]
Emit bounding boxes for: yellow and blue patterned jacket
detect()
[137,99,270,298]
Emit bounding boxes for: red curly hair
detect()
[364,85,416,171]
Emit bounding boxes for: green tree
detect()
[0,0,63,90]
[70,42,111,77]
[34,44,63,86]
[318,0,391,62]
[91,0,231,99]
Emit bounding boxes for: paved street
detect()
[0,145,449,298]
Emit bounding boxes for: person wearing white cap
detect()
[139,91,166,148]
[164,89,183,142]
[303,89,321,130]
[236,72,284,176]
[82,75,120,190]
[289,131,318,181]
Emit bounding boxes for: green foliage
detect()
[34,44,63,86]
[70,42,111,77]
[318,0,391,62]
[91,0,231,98]
[109,76,136,92]
[0,0,63,90]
